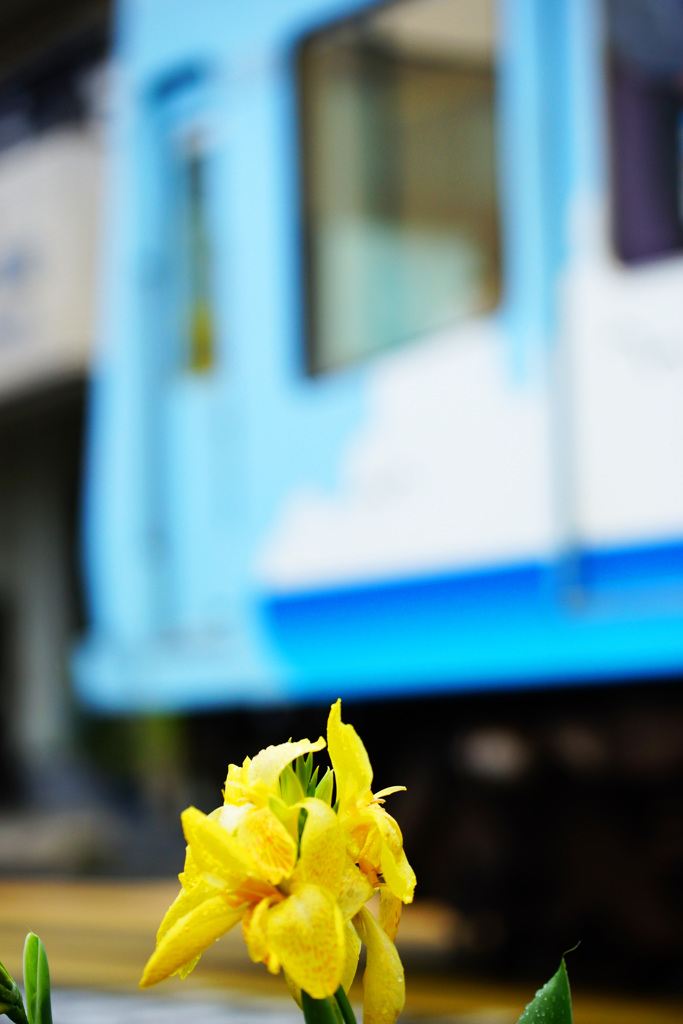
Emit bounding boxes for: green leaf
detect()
[0,959,28,1024]
[302,992,344,1024]
[516,960,572,1024]
[295,754,314,792]
[279,764,305,806]
[22,935,52,1024]
[307,766,320,797]
[297,807,309,852]
[315,768,335,807]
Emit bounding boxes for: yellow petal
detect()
[353,907,405,1024]
[218,802,254,834]
[237,806,298,885]
[283,971,302,1008]
[338,861,375,922]
[356,817,383,886]
[176,955,200,979]
[178,843,200,889]
[156,877,217,943]
[242,895,278,966]
[268,795,302,837]
[292,799,346,895]
[140,894,243,988]
[327,701,373,812]
[373,787,406,801]
[377,818,415,906]
[223,759,250,805]
[379,891,402,943]
[340,919,361,993]
[265,884,345,999]
[182,806,254,888]
[247,737,326,796]
[361,806,416,904]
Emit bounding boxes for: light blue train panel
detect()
[75,0,683,711]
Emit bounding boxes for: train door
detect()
[561,0,683,606]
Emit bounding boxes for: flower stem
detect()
[301,992,344,1024]
[334,986,358,1024]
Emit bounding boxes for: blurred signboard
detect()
[0,127,100,401]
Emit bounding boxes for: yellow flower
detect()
[222,736,326,809]
[140,709,415,1024]
[327,700,416,908]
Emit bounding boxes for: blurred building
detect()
[0,0,109,807]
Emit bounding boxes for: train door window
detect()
[299,0,500,375]
[154,74,216,375]
[607,0,683,263]
[168,125,215,372]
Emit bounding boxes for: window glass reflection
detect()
[299,0,500,375]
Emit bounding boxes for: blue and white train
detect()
[75,0,683,710]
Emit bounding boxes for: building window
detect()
[299,0,500,375]
[607,0,683,264]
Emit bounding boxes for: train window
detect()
[299,0,500,375]
[607,0,683,263]
[171,127,215,373]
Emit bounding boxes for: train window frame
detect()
[296,0,502,377]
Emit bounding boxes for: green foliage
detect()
[22,935,52,1024]
[295,754,322,797]
[516,960,572,1024]
[0,958,28,1024]
[315,768,335,806]
[0,934,53,1024]
[282,755,336,807]
[279,763,306,805]
[278,755,336,810]
[297,807,309,854]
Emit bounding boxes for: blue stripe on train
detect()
[263,539,683,696]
